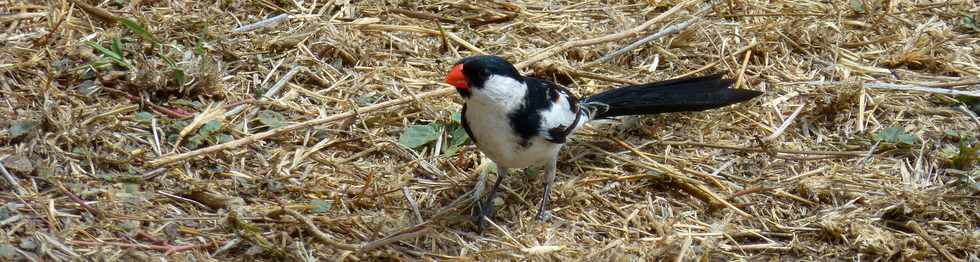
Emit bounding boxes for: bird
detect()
[444,55,762,230]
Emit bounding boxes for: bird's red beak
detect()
[446,64,469,90]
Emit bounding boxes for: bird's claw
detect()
[475,198,497,231]
[537,210,552,222]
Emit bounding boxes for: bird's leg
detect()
[537,158,557,222]
[477,166,508,231]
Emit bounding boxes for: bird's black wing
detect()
[524,78,582,144]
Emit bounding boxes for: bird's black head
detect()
[445,55,523,97]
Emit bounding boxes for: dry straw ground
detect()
[1,0,979,261]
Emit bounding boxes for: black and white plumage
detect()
[445,55,762,229]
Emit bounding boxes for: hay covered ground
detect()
[1,0,979,260]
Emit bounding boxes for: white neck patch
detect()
[471,75,527,111]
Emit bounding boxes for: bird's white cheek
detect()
[472,76,528,111]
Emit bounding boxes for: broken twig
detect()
[0,156,27,196]
[864,82,980,97]
[233,13,289,33]
[58,184,104,219]
[582,6,708,69]
[515,0,699,69]
[71,240,211,256]
[278,208,360,251]
[762,104,805,142]
[907,221,963,262]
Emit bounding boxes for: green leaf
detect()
[195,21,209,55]
[954,172,978,192]
[951,142,979,170]
[86,42,122,61]
[964,15,980,33]
[10,121,37,139]
[875,127,917,145]
[118,18,159,44]
[524,168,539,178]
[0,244,15,259]
[450,125,469,143]
[85,41,132,68]
[944,130,962,139]
[124,182,140,194]
[77,79,100,96]
[443,125,470,156]
[897,134,917,145]
[312,129,331,140]
[0,205,10,220]
[958,95,980,114]
[443,146,461,156]
[398,124,441,148]
[206,165,225,174]
[849,0,866,13]
[161,55,178,68]
[941,145,960,158]
[88,59,114,70]
[199,120,222,135]
[216,134,234,144]
[135,111,154,123]
[159,55,186,87]
[111,37,124,56]
[196,39,207,55]
[310,199,332,213]
[171,120,190,132]
[450,112,462,123]
[257,110,287,128]
[356,94,380,106]
[172,68,186,87]
[944,130,977,144]
[187,132,207,149]
[875,127,903,143]
[171,99,200,109]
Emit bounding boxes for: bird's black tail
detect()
[582,74,762,119]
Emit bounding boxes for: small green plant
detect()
[955,172,979,192]
[951,143,979,170]
[0,244,15,259]
[849,0,866,14]
[309,199,332,213]
[399,123,443,148]
[956,96,980,114]
[963,14,980,33]
[85,39,132,69]
[134,111,154,123]
[941,131,979,170]
[185,120,223,149]
[9,121,37,139]
[257,110,287,129]
[165,118,230,149]
[117,18,159,43]
[874,127,918,146]
[398,112,471,156]
[84,14,187,89]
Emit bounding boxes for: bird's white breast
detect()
[464,75,564,169]
[465,101,562,169]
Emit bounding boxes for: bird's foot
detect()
[475,197,498,231]
[537,209,552,222]
[537,180,553,223]
[475,166,507,232]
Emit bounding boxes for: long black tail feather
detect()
[582,74,762,119]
